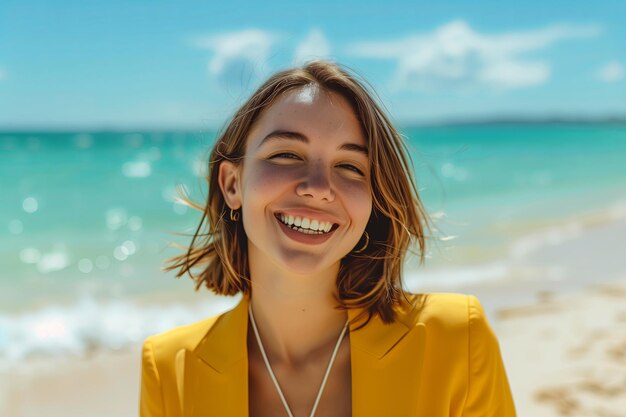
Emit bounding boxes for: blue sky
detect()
[1,0,625,129]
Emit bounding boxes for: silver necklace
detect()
[248,304,349,417]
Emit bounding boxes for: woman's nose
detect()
[295,163,335,202]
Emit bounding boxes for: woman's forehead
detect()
[252,87,363,138]
[271,85,341,113]
[292,83,320,104]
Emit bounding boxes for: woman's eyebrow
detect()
[258,129,368,156]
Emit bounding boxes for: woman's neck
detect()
[247,258,348,367]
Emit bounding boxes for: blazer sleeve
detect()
[463,295,517,417]
[140,337,165,417]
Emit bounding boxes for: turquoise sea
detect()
[1,124,626,358]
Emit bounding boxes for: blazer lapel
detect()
[178,294,426,417]
[348,299,427,416]
[182,295,250,417]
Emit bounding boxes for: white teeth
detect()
[277,214,335,234]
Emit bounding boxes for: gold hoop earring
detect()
[230,208,240,222]
[353,231,369,253]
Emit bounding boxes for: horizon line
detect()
[2,114,626,133]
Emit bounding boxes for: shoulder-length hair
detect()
[163,60,430,326]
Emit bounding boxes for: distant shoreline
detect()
[2,116,626,133]
[411,116,626,127]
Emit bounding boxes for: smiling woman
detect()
[141,60,517,417]
[220,85,373,279]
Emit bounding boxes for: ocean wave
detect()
[510,199,626,261]
[1,295,239,361]
[405,262,510,292]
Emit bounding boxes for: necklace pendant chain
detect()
[248,304,349,417]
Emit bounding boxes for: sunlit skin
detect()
[218,85,372,416]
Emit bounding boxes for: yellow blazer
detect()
[140,293,516,416]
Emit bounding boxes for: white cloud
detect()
[190,29,279,76]
[347,20,601,91]
[596,61,624,82]
[480,60,550,88]
[292,28,331,65]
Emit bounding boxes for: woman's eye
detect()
[269,152,300,160]
[339,164,365,176]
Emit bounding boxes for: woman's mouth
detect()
[274,213,338,235]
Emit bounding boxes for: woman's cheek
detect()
[249,162,299,189]
[334,175,372,199]
[334,176,373,224]
[241,165,296,212]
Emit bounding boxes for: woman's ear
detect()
[218,160,242,210]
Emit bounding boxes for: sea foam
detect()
[0,295,239,361]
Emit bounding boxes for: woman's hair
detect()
[163,60,430,325]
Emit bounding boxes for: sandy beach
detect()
[2,208,625,417]
[480,205,626,416]
[498,277,626,417]
[0,347,142,417]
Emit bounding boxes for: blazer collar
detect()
[194,294,416,365]
[181,296,250,417]
[184,294,426,416]
[194,294,249,373]
[346,302,412,359]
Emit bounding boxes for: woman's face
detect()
[219,84,373,276]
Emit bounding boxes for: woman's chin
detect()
[275,252,342,277]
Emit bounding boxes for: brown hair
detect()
[163,60,430,325]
